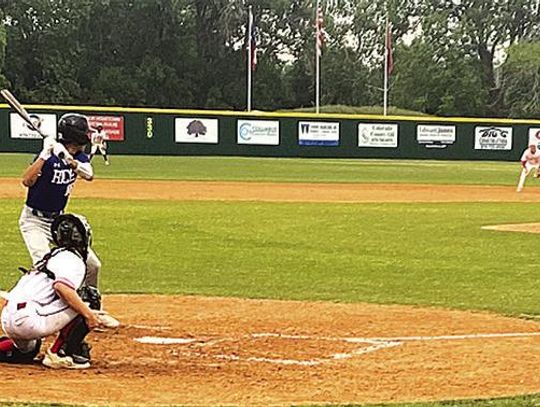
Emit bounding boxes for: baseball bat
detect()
[0,89,66,159]
[0,89,47,138]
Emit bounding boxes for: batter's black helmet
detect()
[51,214,92,260]
[58,114,91,146]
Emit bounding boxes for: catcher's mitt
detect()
[77,285,101,310]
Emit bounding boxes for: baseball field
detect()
[0,153,539,407]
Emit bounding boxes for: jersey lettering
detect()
[51,169,76,185]
[26,152,90,212]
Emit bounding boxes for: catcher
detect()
[0,214,104,369]
[89,125,110,165]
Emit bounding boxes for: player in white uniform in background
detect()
[0,214,102,369]
[18,113,118,328]
[516,143,540,192]
[89,125,110,165]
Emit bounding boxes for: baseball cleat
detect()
[94,310,120,329]
[42,349,90,369]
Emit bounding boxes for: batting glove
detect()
[38,144,54,161]
[53,142,73,161]
[42,136,56,150]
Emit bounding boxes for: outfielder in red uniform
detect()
[517,143,540,192]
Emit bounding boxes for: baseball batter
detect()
[516,143,540,192]
[0,214,101,369]
[89,125,110,165]
[18,113,118,328]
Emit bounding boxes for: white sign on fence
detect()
[175,118,219,143]
[528,128,540,148]
[237,120,280,145]
[417,125,456,148]
[10,113,57,139]
[358,123,398,148]
[298,121,340,146]
[474,126,512,150]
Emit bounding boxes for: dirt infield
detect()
[1,177,540,406]
[0,296,539,406]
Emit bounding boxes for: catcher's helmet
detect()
[58,114,91,146]
[51,214,92,260]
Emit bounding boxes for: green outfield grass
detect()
[0,153,528,186]
[0,154,538,407]
[1,198,539,315]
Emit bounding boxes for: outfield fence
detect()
[2,104,540,160]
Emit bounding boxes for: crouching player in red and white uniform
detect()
[517,143,540,192]
[0,214,103,369]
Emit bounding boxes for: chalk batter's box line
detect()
[134,331,540,367]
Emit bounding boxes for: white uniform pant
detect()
[18,206,101,287]
[517,163,540,192]
[90,144,107,156]
[1,300,77,353]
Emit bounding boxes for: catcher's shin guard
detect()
[51,315,91,360]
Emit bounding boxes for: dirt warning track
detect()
[2,177,540,203]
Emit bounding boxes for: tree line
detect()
[0,0,539,118]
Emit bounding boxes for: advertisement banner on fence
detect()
[88,115,125,141]
[10,113,57,139]
[474,126,512,150]
[175,118,219,143]
[528,128,540,148]
[358,123,398,148]
[237,120,280,145]
[417,125,456,148]
[298,121,340,146]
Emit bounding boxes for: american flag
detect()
[248,8,257,71]
[316,6,327,56]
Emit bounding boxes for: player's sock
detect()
[50,318,79,353]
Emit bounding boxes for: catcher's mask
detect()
[51,214,92,260]
[58,113,91,146]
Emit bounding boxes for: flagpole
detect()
[247,5,253,112]
[315,0,320,114]
[383,17,389,116]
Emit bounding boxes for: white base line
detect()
[134,331,540,367]
[253,331,540,342]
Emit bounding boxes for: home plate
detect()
[135,336,198,345]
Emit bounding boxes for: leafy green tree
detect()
[2,0,94,102]
[500,42,540,118]
[391,39,487,117]
[419,0,540,115]
[0,0,539,117]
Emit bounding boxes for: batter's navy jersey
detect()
[26,152,90,213]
